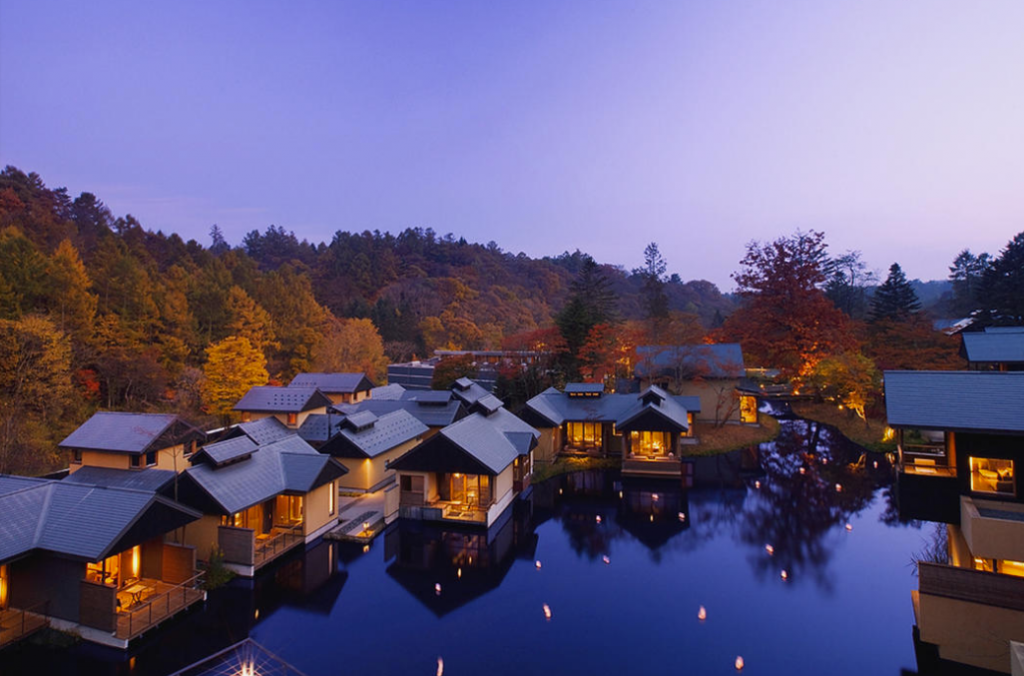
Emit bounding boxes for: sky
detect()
[1,1,1022,290]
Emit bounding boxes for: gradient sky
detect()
[1,1,1022,289]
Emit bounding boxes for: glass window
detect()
[567,422,603,448]
[71,448,82,464]
[681,413,695,438]
[631,431,672,456]
[1000,560,1024,578]
[130,454,141,468]
[287,413,298,426]
[740,396,758,424]
[0,563,8,609]
[969,457,1014,495]
[241,412,252,423]
[329,481,336,516]
[145,451,157,466]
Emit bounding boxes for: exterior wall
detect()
[181,514,225,564]
[304,482,337,540]
[243,409,327,429]
[337,438,420,492]
[493,464,514,506]
[676,379,742,424]
[76,450,131,471]
[961,497,1024,563]
[219,526,255,566]
[534,428,559,464]
[161,542,196,584]
[78,580,117,632]
[154,444,192,473]
[918,591,1024,673]
[9,554,84,622]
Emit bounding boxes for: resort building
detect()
[886,370,1024,673]
[288,372,376,404]
[335,388,468,436]
[176,433,347,577]
[0,473,205,650]
[60,412,206,474]
[299,409,428,493]
[635,343,757,425]
[387,408,539,527]
[961,327,1024,371]
[233,386,332,429]
[522,384,700,478]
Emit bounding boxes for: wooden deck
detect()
[0,606,48,649]
[622,457,682,478]
[254,527,304,568]
[114,576,205,641]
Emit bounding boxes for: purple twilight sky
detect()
[1,1,1022,290]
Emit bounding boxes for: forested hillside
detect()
[0,167,731,473]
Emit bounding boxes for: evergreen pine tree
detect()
[978,231,1024,325]
[871,263,920,322]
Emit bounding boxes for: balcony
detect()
[219,523,305,575]
[961,497,1024,563]
[0,601,49,649]
[114,573,206,641]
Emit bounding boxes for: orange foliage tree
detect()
[865,316,965,372]
[721,230,859,378]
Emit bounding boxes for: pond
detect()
[5,412,944,675]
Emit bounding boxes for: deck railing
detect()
[254,524,304,567]
[918,562,1024,612]
[0,600,49,649]
[116,572,205,640]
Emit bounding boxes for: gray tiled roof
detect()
[962,331,1024,364]
[404,390,452,405]
[59,412,197,453]
[884,371,1024,433]
[525,387,698,427]
[184,435,344,514]
[197,436,259,466]
[234,386,331,413]
[289,372,375,394]
[0,475,200,563]
[370,384,407,400]
[297,413,344,444]
[345,411,379,430]
[235,417,295,445]
[451,379,500,408]
[472,394,504,414]
[440,409,540,474]
[337,410,428,458]
[635,344,746,379]
[337,399,465,428]
[63,467,176,492]
[615,386,690,430]
[565,383,605,394]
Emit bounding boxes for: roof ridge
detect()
[31,482,57,549]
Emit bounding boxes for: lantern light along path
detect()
[698,605,707,621]
[835,484,843,493]
[799,467,806,475]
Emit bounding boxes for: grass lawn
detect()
[790,401,896,453]
[680,413,781,458]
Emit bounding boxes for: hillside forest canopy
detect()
[2,166,1021,475]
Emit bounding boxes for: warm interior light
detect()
[131,545,140,579]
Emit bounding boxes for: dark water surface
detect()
[6,414,938,676]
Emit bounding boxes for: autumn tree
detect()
[556,255,619,378]
[201,336,268,421]
[806,352,880,423]
[0,315,78,474]
[871,263,920,322]
[431,354,478,390]
[865,315,964,371]
[722,230,857,378]
[47,239,98,346]
[226,286,276,356]
[824,250,875,319]
[312,317,389,381]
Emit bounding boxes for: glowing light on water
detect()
[754,480,760,489]
[437,657,444,676]
[698,605,707,621]
[602,555,610,564]
[543,604,552,620]
[595,515,602,524]
[735,656,745,671]
[678,512,686,522]
[845,523,853,531]
[765,544,774,556]
[781,570,788,581]
[435,583,442,595]
[535,560,542,570]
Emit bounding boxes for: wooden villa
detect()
[289,372,376,404]
[386,408,539,527]
[233,386,332,429]
[961,327,1024,372]
[522,384,700,478]
[886,370,1024,673]
[0,473,205,650]
[60,412,206,474]
[176,433,347,577]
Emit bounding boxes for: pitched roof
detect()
[615,386,691,432]
[193,436,259,467]
[59,412,203,454]
[63,467,176,493]
[233,386,331,413]
[337,398,466,428]
[288,372,375,394]
[451,379,501,408]
[565,383,605,395]
[0,475,200,564]
[232,417,295,445]
[183,435,346,515]
[524,387,699,428]
[961,330,1024,364]
[370,384,407,400]
[636,344,746,379]
[330,409,428,459]
[391,409,539,475]
[884,371,1024,433]
[297,413,345,444]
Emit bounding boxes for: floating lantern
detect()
[435,583,442,595]
[437,657,444,676]
[457,567,462,578]
[765,544,774,556]
[652,493,659,501]
[596,515,602,524]
[754,480,761,489]
[543,603,552,620]
[535,560,542,570]
[845,523,853,531]
[835,483,843,492]
[678,512,686,522]
[362,544,370,553]
[781,570,788,580]
[873,461,879,469]
[698,605,707,621]
[799,467,806,475]
[735,656,745,671]
[822,458,828,465]
[559,488,563,495]
[619,491,623,499]
[602,555,611,565]
[649,514,654,522]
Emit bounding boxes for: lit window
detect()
[969,457,1014,495]
[287,412,298,426]
[1000,560,1024,578]
[681,413,695,438]
[631,431,672,456]
[567,422,603,448]
[740,396,757,424]
[329,481,336,516]
[241,412,252,423]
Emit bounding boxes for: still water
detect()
[7,413,938,675]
